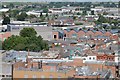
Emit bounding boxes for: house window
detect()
[89,57,91,60]
[59,36,62,39]
[54,35,57,39]
[83,58,86,60]
[6,75,12,77]
[93,57,95,60]
[64,34,66,37]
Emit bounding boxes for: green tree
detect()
[73,16,77,20]
[1,12,6,18]
[2,16,10,25]
[16,12,28,21]
[9,10,20,18]
[20,28,37,37]
[43,8,48,13]
[3,28,49,51]
[2,35,27,50]
[25,43,38,52]
[103,12,108,15]
[40,12,43,17]
[75,22,83,25]
[39,12,45,21]
[28,14,36,19]
[9,3,14,8]
[46,13,48,17]
[14,43,26,51]
[95,15,109,24]
[82,10,87,15]
[77,12,81,15]
[82,27,87,30]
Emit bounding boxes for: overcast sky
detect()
[1,0,119,2]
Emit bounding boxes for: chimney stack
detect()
[38,60,42,69]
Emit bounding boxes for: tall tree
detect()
[97,15,108,23]
[2,17,10,25]
[9,10,20,18]
[9,3,14,8]
[28,14,36,19]
[43,8,48,13]
[2,35,26,50]
[20,28,37,37]
[46,13,48,17]
[16,12,28,21]
[77,12,81,15]
[3,28,49,52]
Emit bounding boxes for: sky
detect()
[1,0,119,2]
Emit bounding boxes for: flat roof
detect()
[0,63,12,75]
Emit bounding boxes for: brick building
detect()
[0,32,11,41]
[12,56,118,79]
[53,29,118,42]
[97,54,115,61]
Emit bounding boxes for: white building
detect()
[103,15,120,19]
[91,8,103,12]
[0,8,9,12]
[49,8,71,14]
[10,21,30,24]
[72,55,97,63]
[49,7,83,14]
[26,11,41,17]
[82,55,97,63]
[26,11,51,17]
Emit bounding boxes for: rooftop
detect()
[75,66,110,78]
[0,63,12,75]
